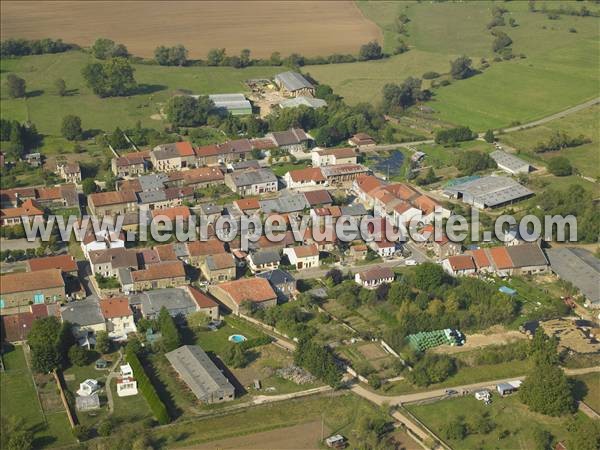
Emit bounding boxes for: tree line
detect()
[0,38,73,57]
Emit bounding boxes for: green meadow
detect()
[500,104,600,179]
[0,51,281,135]
[306,1,600,130]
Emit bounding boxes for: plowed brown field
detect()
[1,1,382,58]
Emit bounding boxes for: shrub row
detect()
[126,350,170,425]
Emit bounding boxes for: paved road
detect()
[501,97,600,133]
[351,365,600,407]
[356,97,600,157]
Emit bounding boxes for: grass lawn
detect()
[271,160,310,177]
[310,1,600,131]
[152,392,384,449]
[109,378,153,423]
[500,104,600,179]
[191,315,265,356]
[0,345,75,448]
[62,352,114,429]
[574,372,600,414]
[0,50,282,136]
[378,358,531,396]
[407,394,590,450]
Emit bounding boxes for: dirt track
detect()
[1,1,382,59]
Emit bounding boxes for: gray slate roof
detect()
[280,96,327,109]
[208,93,251,111]
[260,193,308,214]
[444,176,533,208]
[61,297,104,327]
[132,288,196,316]
[249,249,281,266]
[490,150,531,173]
[257,268,295,287]
[275,71,314,92]
[505,243,548,268]
[165,345,235,402]
[546,247,600,306]
[139,173,169,191]
[138,190,167,204]
[229,168,277,187]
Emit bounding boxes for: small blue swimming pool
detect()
[228,334,247,343]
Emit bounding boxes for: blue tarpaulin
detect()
[499,286,517,295]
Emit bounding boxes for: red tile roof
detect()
[447,255,476,271]
[234,198,261,211]
[291,244,319,258]
[0,269,64,294]
[216,278,277,305]
[317,147,356,158]
[89,190,137,207]
[176,141,195,157]
[470,249,491,269]
[1,305,49,342]
[131,261,186,282]
[413,195,440,215]
[287,167,325,183]
[358,266,394,282]
[385,183,418,201]
[27,255,78,273]
[303,189,333,206]
[187,286,218,309]
[1,199,44,219]
[355,175,384,194]
[488,247,513,270]
[99,297,132,319]
[187,239,226,257]
[151,206,191,222]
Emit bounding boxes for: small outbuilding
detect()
[496,380,522,396]
[76,392,100,411]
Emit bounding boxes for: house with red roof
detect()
[283,167,326,189]
[209,277,277,315]
[0,198,44,227]
[442,255,477,276]
[99,297,136,340]
[150,141,197,172]
[186,286,220,320]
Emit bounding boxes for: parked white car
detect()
[405,259,417,266]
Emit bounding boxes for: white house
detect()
[311,147,357,167]
[370,240,396,258]
[283,167,327,190]
[283,244,320,270]
[77,379,99,397]
[81,229,125,258]
[442,255,477,277]
[116,363,138,397]
[392,202,422,228]
[355,266,395,289]
[99,298,137,340]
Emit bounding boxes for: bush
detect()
[547,157,573,176]
[68,345,88,366]
[1,38,72,57]
[422,71,440,80]
[407,353,457,386]
[97,420,113,437]
[126,350,170,424]
[72,424,91,441]
[435,126,476,145]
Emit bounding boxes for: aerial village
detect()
[1,68,598,448]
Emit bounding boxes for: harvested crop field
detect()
[190,420,329,450]
[1,1,382,59]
